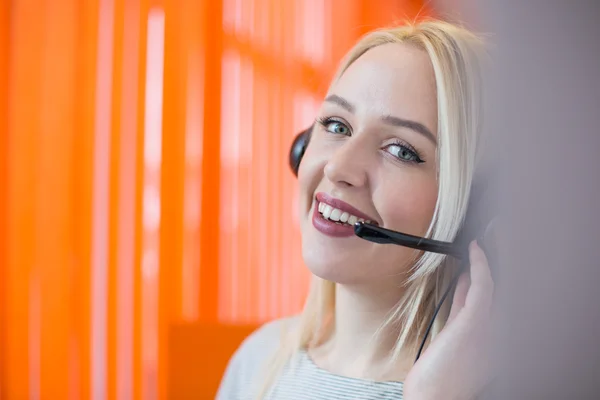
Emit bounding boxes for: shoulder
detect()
[236,315,298,362]
[216,316,299,399]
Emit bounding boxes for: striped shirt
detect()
[216,318,404,400]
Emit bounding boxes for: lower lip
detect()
[312,202,356,238]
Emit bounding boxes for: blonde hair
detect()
[256,18,486,398]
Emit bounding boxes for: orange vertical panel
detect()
[115,0,143,399]
[141,4,165,399]
[281,0,291,319]
[259,0,274,322]
[6,0,45,397]
[159,1,183,399]
[161,0,184,324]
[73,0,100,398]
[180,0,205,324]
[218,48,237,323]
[252,57,268,322]
[270,0,285,321]
[90,0,116,397]
[199,0,223,323]
[263,0,277,322]
[134,1,150,399]
[160,0,206,394]
[36,0,78,397]
[0,0,8,397]
[279,0,297,319]
[238,54,252,323]
[107,0,125,398]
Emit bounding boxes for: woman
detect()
[217,18,493,400]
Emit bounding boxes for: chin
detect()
[301,245,370,285]
[300,218,372,284]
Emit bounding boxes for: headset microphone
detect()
[354,222,468,261]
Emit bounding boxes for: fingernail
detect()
[470,239,478,251]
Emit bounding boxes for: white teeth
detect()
[318,201,373,226]
[329,208,342,221]
[340,212,349,223]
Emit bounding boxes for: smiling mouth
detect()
[316,201,376,227]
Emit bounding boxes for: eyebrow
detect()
[324,94,437,144]
[324,94,355,113]
[381,115,437,144]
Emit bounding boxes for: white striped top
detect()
[216,317,404,400]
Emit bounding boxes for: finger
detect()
[465,240,495,313]
[448,270,470,323]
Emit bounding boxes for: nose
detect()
[323,138,369,189]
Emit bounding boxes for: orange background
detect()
[0,0,431,398]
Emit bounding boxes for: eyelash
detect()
[386,139,425,164]
[315,116,425,164]
[316,116,349,135]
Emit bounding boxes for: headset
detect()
[289,124,498,363]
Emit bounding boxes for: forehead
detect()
[329,42,438,135]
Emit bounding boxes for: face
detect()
[298,42,439,286]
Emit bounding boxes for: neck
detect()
[310,281,414,381]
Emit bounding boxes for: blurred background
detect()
[4,0,600,399]
[0,0,441,398]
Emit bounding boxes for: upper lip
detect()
[315,192,379,224]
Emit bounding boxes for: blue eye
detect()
[317,118,350,136]
[385,142,424,164]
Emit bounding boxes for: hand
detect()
[403,241,495,400]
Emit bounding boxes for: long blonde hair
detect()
[256,18,486,398]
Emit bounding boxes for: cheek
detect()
[379,175,438,235]
[297,147,325,212]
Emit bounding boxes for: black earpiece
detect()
[289,126,313,177]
